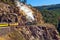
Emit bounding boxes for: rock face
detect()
[0,25,60,40]
[0,1,60,40]
[8,24,59,40]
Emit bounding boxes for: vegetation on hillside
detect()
[34,5,60,27]
[41,9,60,26]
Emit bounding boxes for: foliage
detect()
[41,9,59,26]
[34,6,60,27]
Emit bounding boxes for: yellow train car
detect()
[0,23,18,27]
[0,23,8,27]
[9,23,18,26]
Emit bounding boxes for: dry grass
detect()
[0,35,11,40]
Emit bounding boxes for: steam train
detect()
[0,0,37,27]
[0,13,36,27]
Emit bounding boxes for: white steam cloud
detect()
[15,0,34,21]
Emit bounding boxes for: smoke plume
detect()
[15,0,35,21]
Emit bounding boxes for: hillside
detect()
[34,4,60,27]
[0,0,60,40]
[34,4,60,10]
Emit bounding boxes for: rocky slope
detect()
[0,1,60,40]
